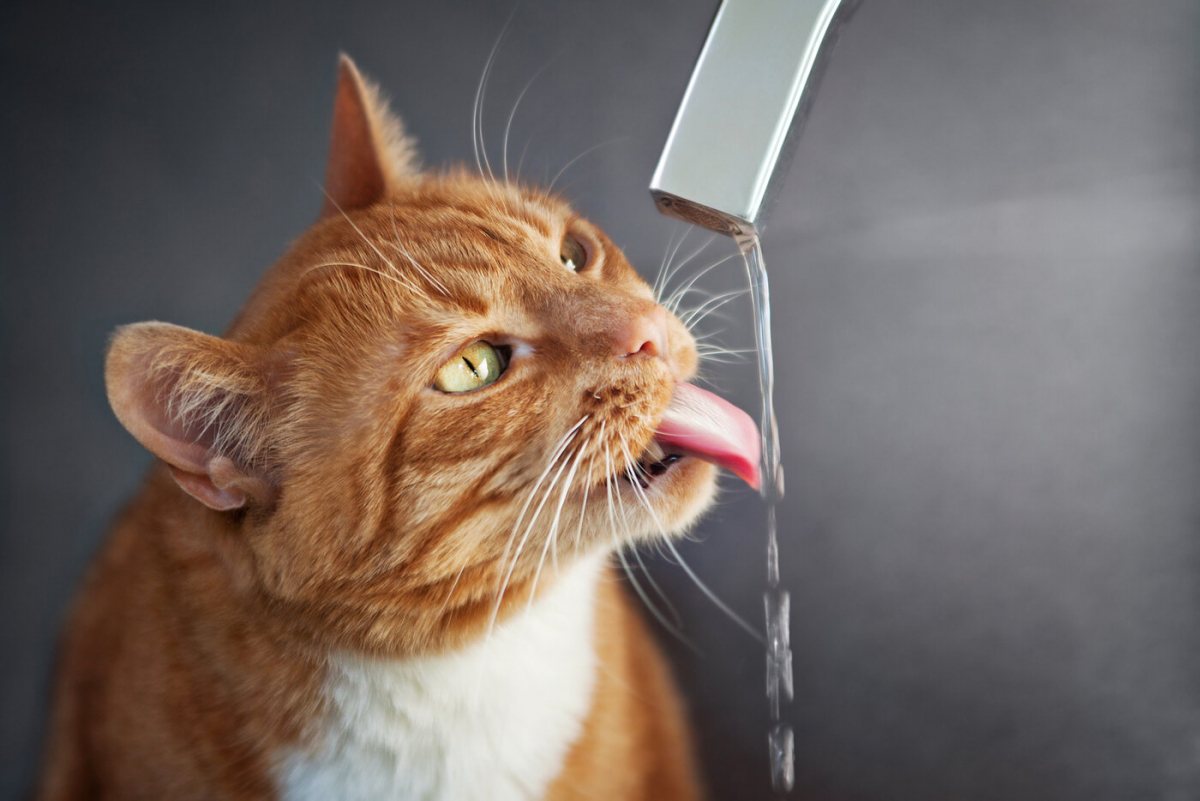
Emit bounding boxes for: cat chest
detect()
[273,555,603,801]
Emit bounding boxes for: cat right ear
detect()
[321,54,420,219]
[105,323,276,511]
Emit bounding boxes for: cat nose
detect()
[614,304,668,359]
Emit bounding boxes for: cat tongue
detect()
[655,383,761,490]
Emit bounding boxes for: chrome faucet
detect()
[650,0,858,239]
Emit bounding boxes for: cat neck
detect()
[275,550,607,801]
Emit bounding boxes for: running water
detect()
[737,233,794,794]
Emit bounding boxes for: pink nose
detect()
[613,305,668,359]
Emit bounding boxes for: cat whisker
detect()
[546,136,627,194]
[603,443,695,650]
[496,416,588,579]
[692,328,729,343]
[502,52,559,184]
[679,288,750,329]
[527,436,590,609]
[436,560,471,618]
[318,191,423,294]
[613,443,684,630]
[653,226,691,302]
[618,441,764,644]
[695,345,752,364]
[663,251,739,315]
[657,236,716,306]
[472,8,517,183]
[487,415,588,639]
[303,261,419,294]
[515,133,537,186]
[572,447,596,551]
[491,445,574,638]
[651,228,681,301]
[388,206,450,296]
[696,345,754,356]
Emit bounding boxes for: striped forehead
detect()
[386,188,570,286]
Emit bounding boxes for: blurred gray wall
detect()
[3,1,1199,799]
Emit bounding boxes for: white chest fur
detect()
[275,554,604,801]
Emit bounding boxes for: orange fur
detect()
[38,56,712,800]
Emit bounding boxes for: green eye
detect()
[560,234,588,272]
[434,341,508,393]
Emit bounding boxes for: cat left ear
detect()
[321,54,420,219]
[105,322,278,511]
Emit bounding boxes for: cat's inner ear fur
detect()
[321,54,420,219]
[105,322,277,511]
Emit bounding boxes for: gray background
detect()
[3,1,1199,799]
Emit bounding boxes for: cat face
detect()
[104,57,758,655]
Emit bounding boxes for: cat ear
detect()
[106,322,276,511]
[321,54,420,219]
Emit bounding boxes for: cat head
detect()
[105,56,759,654]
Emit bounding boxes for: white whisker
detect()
[619,441,763,643]
[486,415,588,638]
[473,6,519,183]
[655,227,691,300]
[547,136,627,193]
[436,561,470,617]
[318,190,422,294]
[664,252,739,314]
[527,436,590,608]
[603,442,695,650]
[388,206,450,296]
[658,236,716,305]
[302,261,418,294]
[680,287,750,328]
[572,449,595,550]
[502,53,558,183]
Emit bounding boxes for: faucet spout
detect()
[650,0,858,239]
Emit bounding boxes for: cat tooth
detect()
[643,440,666,464]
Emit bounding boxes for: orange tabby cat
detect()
[37,56,761,801]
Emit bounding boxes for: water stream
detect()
[737,233,795,794]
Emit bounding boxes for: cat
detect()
[36,55,761,801]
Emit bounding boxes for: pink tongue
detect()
[655,383,762,490]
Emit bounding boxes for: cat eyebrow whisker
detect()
[546,137,627,195]
[388,206,450,296]
[473,5,519,186]
[502,52,559,184]
[318,190,423,295]
[303,261,419,295]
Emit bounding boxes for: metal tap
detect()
[650,0,858,238]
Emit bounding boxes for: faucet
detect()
[650,0,858,240]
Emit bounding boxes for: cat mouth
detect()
[619,440,686,489]
[619,383,761,491]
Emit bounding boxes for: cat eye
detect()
[560,234,589,272]
[434,340,509,393]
